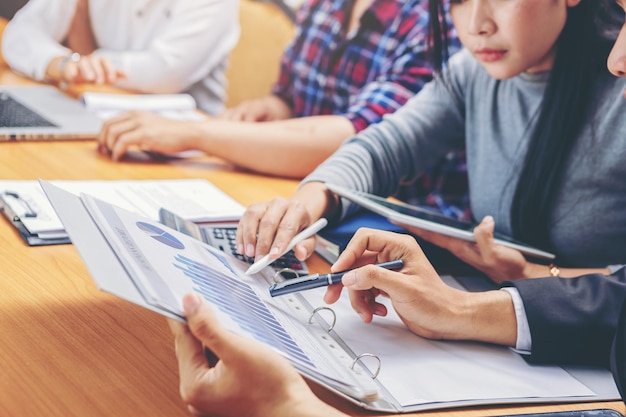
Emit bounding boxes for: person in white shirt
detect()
[1,0,239,115]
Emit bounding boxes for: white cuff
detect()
[501,287,532,354]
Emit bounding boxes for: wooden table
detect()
[0,70,624,417]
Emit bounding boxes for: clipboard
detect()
[39,180,620,413]
[0,191,70,246]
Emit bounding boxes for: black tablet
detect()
[325,183,555,260]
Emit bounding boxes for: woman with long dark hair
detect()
[239,0,625,283]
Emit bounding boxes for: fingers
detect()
[62,55,122,85]
[182,293,236,363]
[334,228,418,272]
[343,265,394,322]
[170,298,214,403]
[217,101,266,122]
[98,113,140,160]
[473,215,495,250]
[236,198,313,260]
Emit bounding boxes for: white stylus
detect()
[244,218,328,276]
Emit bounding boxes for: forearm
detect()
[190,115,356,178]
[2,0,75,81]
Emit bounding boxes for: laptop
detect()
[0,85,102,141]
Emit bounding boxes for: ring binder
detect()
[351,353,381,379]
[308,306,337,332]
[273,268,299,283]
[0,191,71,246]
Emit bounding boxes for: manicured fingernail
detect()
[246,243,255,257]
[483,215,494,224]
[183,293,202,315]
[270,247,280,256]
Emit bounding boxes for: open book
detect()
[40,180,620,413]
[80,92,206,121]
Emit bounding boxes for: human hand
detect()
[399,215,529,283]
[169,293,344,417]
[218,95,291,122]
[60,53,126,85]
[236,197,316,262]
[98,110,193,161]
[323,228,470,340]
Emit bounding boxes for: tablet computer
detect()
[324,183,555,261]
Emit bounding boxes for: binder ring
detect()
[272,268,299,283]
[308,306,336,332]
[351,353,381,379]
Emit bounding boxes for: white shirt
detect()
[2,0,240,114]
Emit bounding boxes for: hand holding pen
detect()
[269,260,404,297]
[245,218,328,275]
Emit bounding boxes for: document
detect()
[40,180,620,413]
[80,92,206,121]
[0,179,244,245]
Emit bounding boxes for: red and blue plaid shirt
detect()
[273,0,436,132]
[274,0,469,220]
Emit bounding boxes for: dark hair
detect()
[427,0,616,251]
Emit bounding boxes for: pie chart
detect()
[136,222,185,250]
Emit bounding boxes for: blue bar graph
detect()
[173,254,315,367]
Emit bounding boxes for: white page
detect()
[80,92,205,121]
[0,179,244,235]
[299,285,599,408]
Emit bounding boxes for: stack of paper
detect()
[0,179,244,246]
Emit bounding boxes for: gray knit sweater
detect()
[303,49,626,267]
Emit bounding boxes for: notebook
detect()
[0,85,102,141]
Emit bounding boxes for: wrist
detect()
[294,182,336,222]
[273,392,346,417]
[521,262,546,278]
[56,52,81,87]
[455,290,518,346]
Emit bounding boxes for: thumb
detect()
[183,293,234,361]
[473,215,495,249]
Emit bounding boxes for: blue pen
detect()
[268,260,404,297]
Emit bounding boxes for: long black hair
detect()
[427,0,616,250]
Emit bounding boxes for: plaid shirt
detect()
[274,0,470,221]
[273,0,435,132]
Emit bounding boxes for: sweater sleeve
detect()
[301,49,472,219]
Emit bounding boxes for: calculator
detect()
[158,208,307,277]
